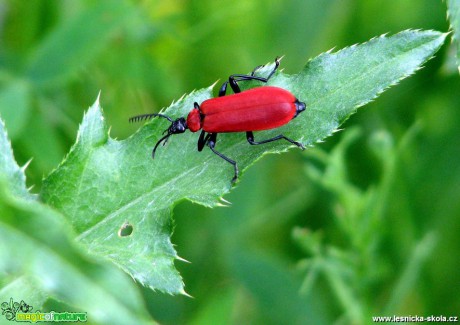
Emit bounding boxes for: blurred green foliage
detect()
[0,0,459,324]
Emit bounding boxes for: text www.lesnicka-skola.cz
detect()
[372,315,458,323]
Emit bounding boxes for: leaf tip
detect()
[210,80,220,89]
[96,90,102,105]
[179,289,193,298]
[176,255,191,263]
[21,158,33,173]
[218,196,232,206]
[76,95,109,148]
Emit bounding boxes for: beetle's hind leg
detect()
[264,56,281,80]
[218,57,281,96]
[250,65,264,76]
[246,131,305,150]
[219,74,268,96]
[250,56,281,78]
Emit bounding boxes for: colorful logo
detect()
[1,298,87,323]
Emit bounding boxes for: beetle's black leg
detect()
[251,57,280,77]
[219,75,267,96]
[207,133,239,183]
[250,65,264,76]
[197,130,209,152]
[246,131,305,150]
[228,75,268,93]
[265,56,281,80]
[219,57,281,96]
[218,81,230,97]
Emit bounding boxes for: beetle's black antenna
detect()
[152,132,172,158]
[129,113,173,123]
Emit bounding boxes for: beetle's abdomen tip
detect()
[294,99,306,117]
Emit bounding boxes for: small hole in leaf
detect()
[118,222,133,237]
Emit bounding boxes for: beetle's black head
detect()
[167,117,188,135]
[153,115,188,158]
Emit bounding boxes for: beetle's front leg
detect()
[197,130,209,152]
[207,133,239,183]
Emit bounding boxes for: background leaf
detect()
[40,30,446,294]
[0,80,31,140]
[448,0,460,71]
[0,118,32,200]
[0,277,48,313]
[26,0,135,86]
[0,182,155,325]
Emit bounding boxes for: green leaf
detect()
[448,0,460,72]
[0,181,154,325]
[26,0,135,86]
[0,117,33,201]
[42,97,189,295]
[40,30,446,294]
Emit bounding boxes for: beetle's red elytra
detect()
[130,57,306,183]
[187,86,302,133]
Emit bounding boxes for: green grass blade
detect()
[41,30,446,294]
[383,232,437,314]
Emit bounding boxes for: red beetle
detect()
[130,58,306,183]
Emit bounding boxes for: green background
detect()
[0,0,458,323]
